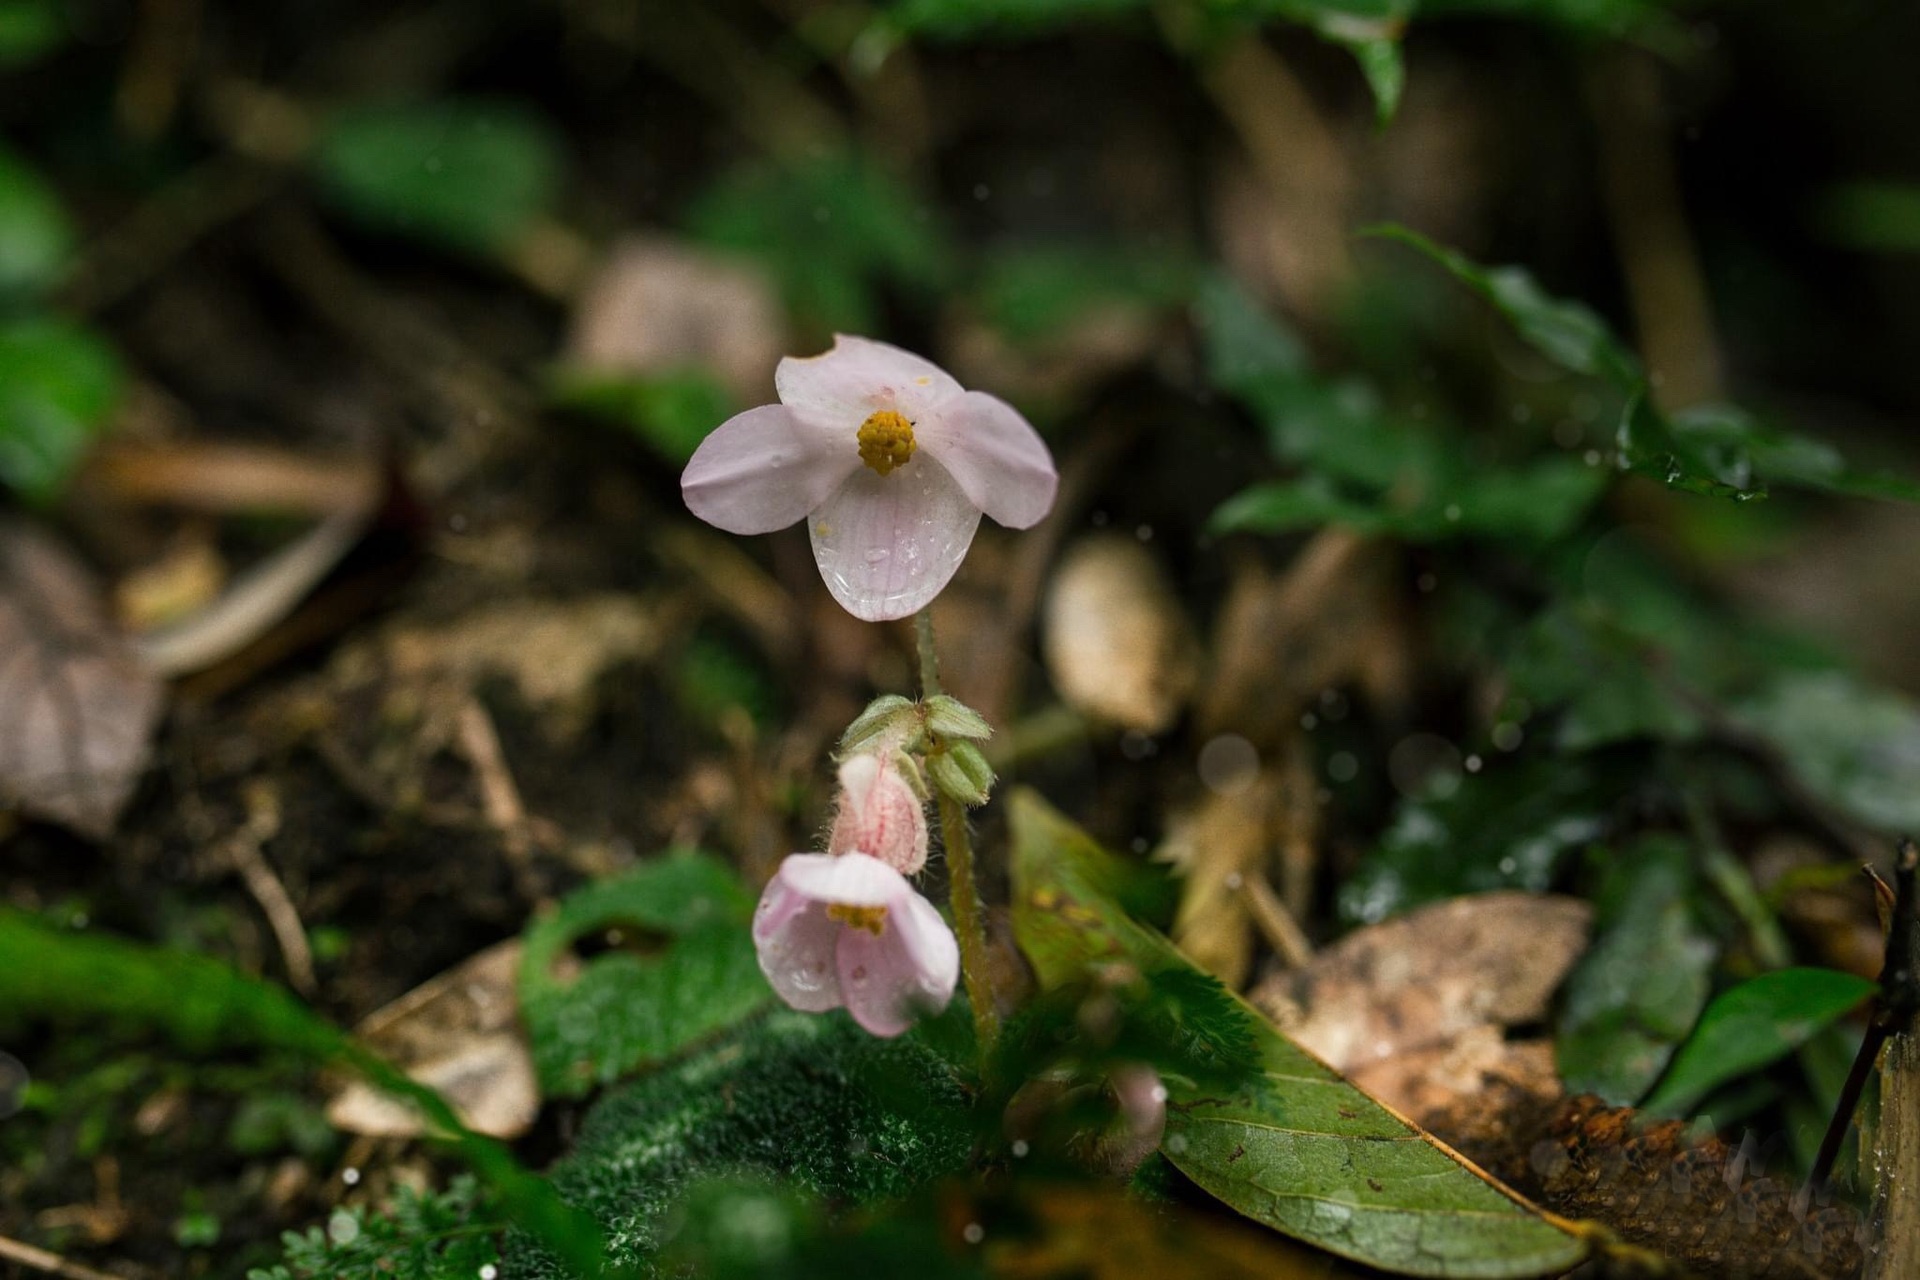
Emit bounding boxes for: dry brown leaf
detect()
[0,521,165,839]
[1041,535,1198,734]
[1157,773,1285,990]
[564,235,786,404]
[326,939,541,1140]
[1251,892,1591,1121]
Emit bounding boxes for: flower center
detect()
[856,411,916,476]
[826,902,889,935]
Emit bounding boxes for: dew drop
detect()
[865,548,891,564]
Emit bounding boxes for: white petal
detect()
[776,336,963,433]
[753,875,843,1012]
[682,404,857,535]
[808,455,982,622]
[776,850,908,908]
[916,391,1059,530]
[835,889,958,1038]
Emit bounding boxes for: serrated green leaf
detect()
[312,100,562,255]
[518,851,771,1097]
[249,1177,501,1280]
[1555,836,1717,1104]
[503,1008,974,1279]
[0,143,72,300]
[1009,790,1588,1278]
[0,319,122,504]
[1643,968,1876,1118]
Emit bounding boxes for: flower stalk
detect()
[917,608,999,1054]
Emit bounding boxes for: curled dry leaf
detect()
[326,939,542,1140]
[1042,535,1198,734]
[1251,891,1591,1123]
[564,235,786,404]
[0,520,165,838]
[1157,773,1283,990]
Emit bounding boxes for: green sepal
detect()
[927,742,994,807]
[924,694,993,743]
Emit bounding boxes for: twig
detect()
[223,781,316,996]
[1810,839,1918,1198]
[1586,49,1723,411]
[1238,870,1314,970]
[453,696,551,907]
[0,1235,128,1280]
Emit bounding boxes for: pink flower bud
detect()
[826,752,928,875]
[753,852,959,1038]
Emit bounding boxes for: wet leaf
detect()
[517,851,771,1097]
[1338,757,1614,926]
[1643,968,1876,1119]
[0,319,123,504]
[313,100,563,255]
[0,520,163,838]
[1731,670,1920,835]
[1554,836,1717,1106]
[0,142,72,299]
[1010,790,1589,1278]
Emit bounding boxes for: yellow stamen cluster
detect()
[857,410,916,476]
[827,902,889,935]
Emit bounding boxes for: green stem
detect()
[915,608,999,1055]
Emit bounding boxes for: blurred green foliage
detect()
[312,100,564,256]
[517,851,772,1097]
[0,143,72,300]
[0,320,122,503]
[0,0,63,67]
[249,1178,503,1280]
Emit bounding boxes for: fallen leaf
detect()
[1250,892,1591,1122]
[564,235,786,404]
[0,519,164,837]
[1042,535,1198,734]
[325,939,540,1140]
[1157,773,1285,989]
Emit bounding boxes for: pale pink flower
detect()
[826,752,928,875]
[681,336,1058,621]
[753,852,959,1037]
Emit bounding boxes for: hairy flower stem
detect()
[916,609,999,1055]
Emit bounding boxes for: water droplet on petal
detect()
[864,548,890,564]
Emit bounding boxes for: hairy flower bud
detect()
[827,751,929,874]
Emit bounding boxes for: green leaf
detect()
[1415,0,1664,38]
[0,908,612,1279]
[0,319,122,504]
[1643,968,1876,1119]
[547,366,735,465]
[1366,224,1642,389]
[1819,181,1920,255]
[1555,836,1717,1104]
[888,0,1152,38]
[503,1008,974,1279]
[687,153,954,335]
[1501,604,1706,750]
[1731,671,1920,835]
[0,143,73,299]
[1339,758,1613,925]
[312,100,562,255]
[973,245,1193,344]
[1009,790,1589,1278]
[0,0,65,68]
[518,851,772,1098]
